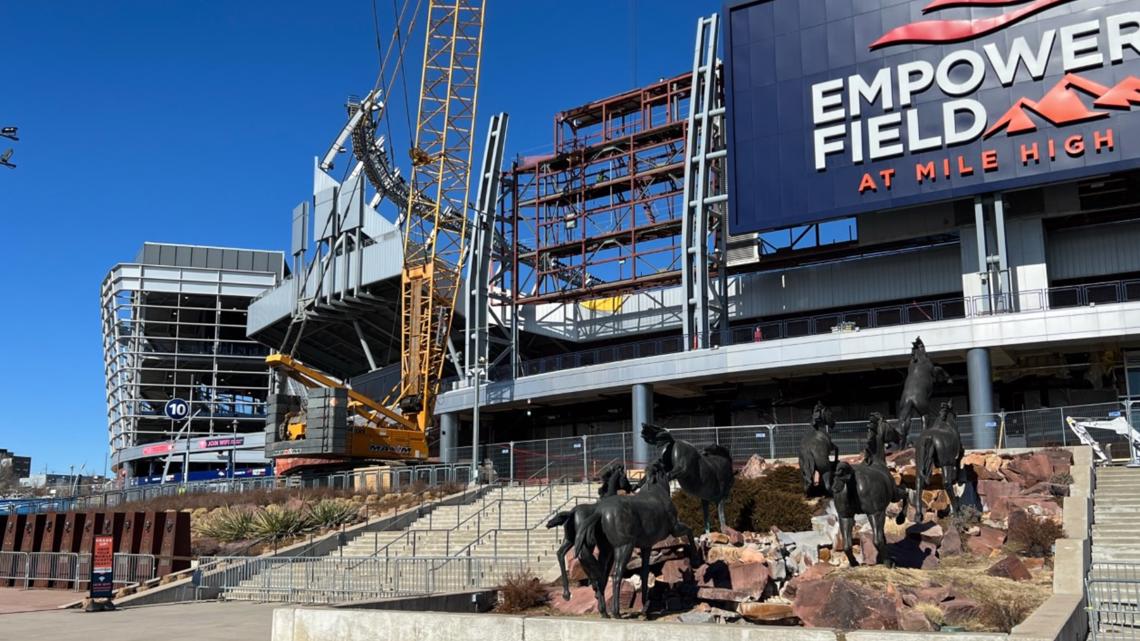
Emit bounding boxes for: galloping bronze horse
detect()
[546,464,633,601]
[898,336,952,444]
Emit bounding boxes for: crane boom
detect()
[398,0,486,431]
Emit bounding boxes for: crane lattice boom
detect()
[399,0,485,430]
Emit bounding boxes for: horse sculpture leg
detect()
[555,530,574,600]
[872,511,892,568]
[576,541,609,618]
[942,465,960,517]
[610,544,635,618]
[701,500,711,535]
[638,547,652,616]
[839,516,858,566]
[717,501,728,533]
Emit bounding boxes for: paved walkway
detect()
[0,601,277,641]
[0,588,81,614]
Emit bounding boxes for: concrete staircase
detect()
[222,482,595,602]
[1092,467,1140,564]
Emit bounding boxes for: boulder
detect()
[943,598,981,624]
[1022,557,1046,572]
[739,454,775,480]
[793,578,900,629]
[549,580,641,615]
[782,562,835,599]
[990,495,1061,522]
[1041,449,1073,475]
[565,552,589,582]
[1007,453,1054,485]
[923,490,951,513]
[706,532,731,545]
[695,560,770,601]
[986,555,1032,581]
[914,585,953,604]
[739,545,768,565]
[940,525,963,556]
[724,526,745,546]
[657,558,694,586]
[678,610,717,625]
[976,479,1019,509]
[908,522,944,546]
[1022,481,1069,497]
[967,525,1006,557]
[738,602,797,623]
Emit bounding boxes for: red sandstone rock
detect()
[738,602,797,623]
[914,585,952,604]
[1007,453,1054,485]
[738,454,773,480]
[967,525,1006,557]
[943,598,981,624]
[549,580,641,615]
[695,560,769,600]
[987,554,1032,581]
[793,578,900,630]
[723,526,745,546]
[977,479,1019,509]
[940,525,963,556]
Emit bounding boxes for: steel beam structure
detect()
[506,73,693,305]
[681,14,728,350]
[465,113,509,378]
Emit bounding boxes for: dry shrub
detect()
[915,602,945,628]
[840,561,1050,633]
[673,465,813,533]
[1049,472,1074,486]
[496,570,548,613]
[1007,514,1063,557]
[979,591,1037,632]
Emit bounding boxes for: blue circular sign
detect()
[164,398,190,421]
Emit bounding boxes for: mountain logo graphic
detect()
[871,0,1076,50]
[984,73,1140,138]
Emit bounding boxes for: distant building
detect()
[0,449,31,480]
[102,242,286,481]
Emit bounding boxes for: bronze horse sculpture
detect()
[897,336,952,444]
[574,460,700,618]
[641,422,734,533]
[832,413,911,567]
[545,464,633,601]
[799,401,839,497]
[913,402,965,522]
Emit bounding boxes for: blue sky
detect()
[0,0,719,474]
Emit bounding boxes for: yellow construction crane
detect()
[396,0,486,431]
[265,0,485,471]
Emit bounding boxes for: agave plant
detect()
[306,499,360,530]
[194,506,256,542]
[251,505,308,541]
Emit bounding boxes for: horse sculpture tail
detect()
[640,422,674,446]
[573,510,603,560]
[546,511,572,529]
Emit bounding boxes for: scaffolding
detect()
[101,244,283,477]
[504,73,693,305]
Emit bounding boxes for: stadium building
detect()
[249,0,1140,474]
[102,242,285,481]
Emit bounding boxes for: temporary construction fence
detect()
[3,462,475,515]
[1088,563,1140,641]
[193,554,527,604]
[456,401,1139,485]
[0,551,156,590]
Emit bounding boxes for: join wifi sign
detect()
[724,0,1140,233]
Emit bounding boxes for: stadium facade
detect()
[102,242,285,481]
[248,0,1140,471]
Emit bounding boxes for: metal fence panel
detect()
[1089,563,1140,641]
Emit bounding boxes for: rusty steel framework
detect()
[504,74,693,305]
[398,0,485,430]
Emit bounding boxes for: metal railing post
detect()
[767,425,776,459]
[581,435,589,482]
[509,442,515,486]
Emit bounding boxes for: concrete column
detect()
[631,383,653,467]
[439,412,459,464]
[967,347,996,449]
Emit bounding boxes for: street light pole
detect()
[470,357,485,485]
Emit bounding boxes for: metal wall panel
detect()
[1047,220,1140,282]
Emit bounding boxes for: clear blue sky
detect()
[0,0,719,474]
